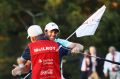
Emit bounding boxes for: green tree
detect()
[0,0,120,79]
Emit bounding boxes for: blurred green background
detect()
[0,0,120,79]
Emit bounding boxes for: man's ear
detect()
[34,36,38,41]
[31,36,37,42]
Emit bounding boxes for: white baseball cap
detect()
[44,22,60,32]
[27,25,43,38]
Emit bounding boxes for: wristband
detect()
[19,64,24,68]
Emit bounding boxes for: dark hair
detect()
[37,34,49,40]
[45,29,59,32]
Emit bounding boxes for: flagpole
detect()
[66,30,76,40]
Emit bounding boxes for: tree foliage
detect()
[0,0,120,79]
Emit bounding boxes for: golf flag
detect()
[76,5,106,37]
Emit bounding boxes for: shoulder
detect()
[116,51,120,54]
[116,51,120,55]
[105,53,111,58]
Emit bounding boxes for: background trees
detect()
[0,0,120,79]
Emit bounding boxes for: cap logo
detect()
[52,24,55,26]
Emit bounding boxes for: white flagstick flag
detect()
[75,5,106,37]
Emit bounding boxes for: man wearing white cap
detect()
[44,22,84,52]
[44,22,84,79]
[12,25,71,79]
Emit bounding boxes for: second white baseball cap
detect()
[44,22,60,32]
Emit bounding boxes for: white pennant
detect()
[75,5,106,37]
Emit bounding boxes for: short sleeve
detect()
[55,38,72,47]
[21,46,31,60]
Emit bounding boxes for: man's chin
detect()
[50,38,55,41]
